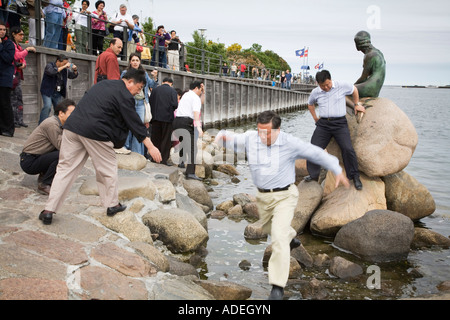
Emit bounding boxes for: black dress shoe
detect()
[19,122,28,128]
[290,238,301,250]
[107,203,127,216]
[39,210,54,225]
[178,161,185,168]
[186,174,202,181]
[353,176,363,190]
[268,285,284,300]
[303,175,318,182]
[1,132,13,137]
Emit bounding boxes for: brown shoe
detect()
[38,183,51,195]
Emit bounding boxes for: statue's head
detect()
[354,31,372,52]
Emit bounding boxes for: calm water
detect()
[202,86,450,299]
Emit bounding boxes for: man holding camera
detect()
[167,30,181,71]
[39,54,78,124]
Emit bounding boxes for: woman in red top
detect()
[10,26,36,128]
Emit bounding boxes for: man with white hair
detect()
[111,4,134,60]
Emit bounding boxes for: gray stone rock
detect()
[292,180,323,233]
[382,171,435,220]
[329,256,363,279]
[143,208,209,253]
[311,174,386,237]
[334,209,415,262]
[182,179,214,211]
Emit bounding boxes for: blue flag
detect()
[295,48,305,57]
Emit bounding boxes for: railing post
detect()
[87,14,92,56]
[122,26,128,60]
[201,49,205,74]
[35,0,42,46]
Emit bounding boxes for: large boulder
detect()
[327,97,418,177]
[382,170,435,220]
[310,174,386,236]
[142,208,209,253]
[333,209,415,262]
[292,180,323,233]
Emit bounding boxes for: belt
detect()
[321,116,346,121]
[257,184,291,193]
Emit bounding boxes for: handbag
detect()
[143,99,152,123]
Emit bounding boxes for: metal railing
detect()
[1,0,313,88]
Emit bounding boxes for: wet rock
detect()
[148,274,213,300]
[334,209,414,262]
[329,256,363,279]
[194,279,252,300]
[412,228,450,249]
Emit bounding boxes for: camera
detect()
[15,61,23,68]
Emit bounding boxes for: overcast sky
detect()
[84,0,450,86]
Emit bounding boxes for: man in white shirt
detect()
[73,0,90,54]
[172,80,204,180]
[305,70,365,190]
[215,111,349,299]
[111,4,134,60]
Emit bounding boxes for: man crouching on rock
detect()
[215,110,349,300]
[39,68,162,225]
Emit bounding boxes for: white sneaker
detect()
[114,147,131,155]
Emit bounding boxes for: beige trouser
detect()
[45,130,119,213]
[256,184,299,288]
[167,50,179,71]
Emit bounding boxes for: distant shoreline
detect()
[384,85,450,89]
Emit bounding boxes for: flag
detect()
[304,49,308,57]
[295,48,305,57]
[315,63,324,70]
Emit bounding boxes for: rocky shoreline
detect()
[1,97,450,300]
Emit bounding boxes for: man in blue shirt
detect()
[305,70,365,190]
[215,111,349,300]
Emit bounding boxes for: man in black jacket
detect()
[38,69,162,225]
[149,77,178,165]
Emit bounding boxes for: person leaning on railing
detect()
[90,0,107,55]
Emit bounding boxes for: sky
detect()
[79,0,450,86]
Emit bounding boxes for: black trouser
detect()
[20,151,59,185]
[307,117,359,180]
[172,117,198,175]
[92,29,106,55]
[150,120,173,165]
[0,86,14,136]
